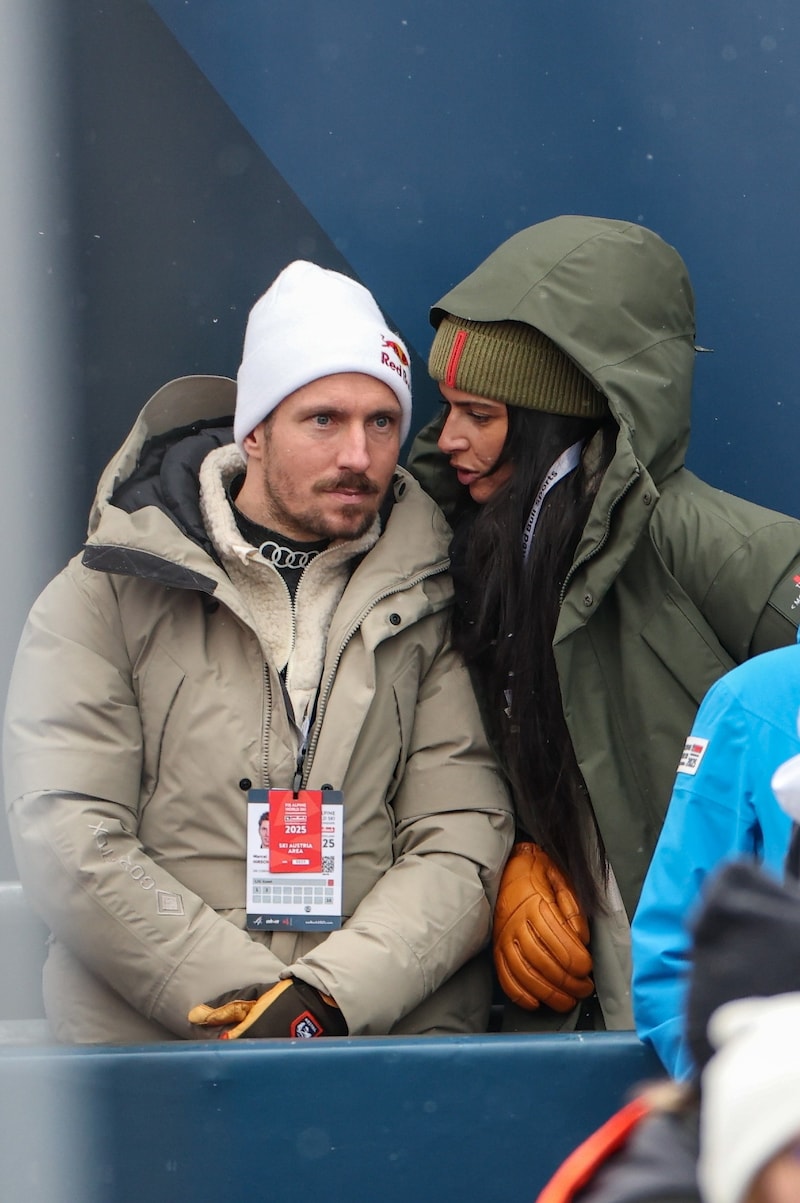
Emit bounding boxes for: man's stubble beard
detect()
[260,458,384,543]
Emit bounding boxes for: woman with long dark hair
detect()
[445,400,615,920]
[409,215,800,1031]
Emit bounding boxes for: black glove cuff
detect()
[288,981,348,1038]
[243,979,348,1039]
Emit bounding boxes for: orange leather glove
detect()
[188,979,347,1039]
[493,842,594,1012]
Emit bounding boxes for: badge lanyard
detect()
[505,440,584,716]
[521,440,585,563]
[292,706,313,794]
[245,646,344,934]
[275,672,317,795]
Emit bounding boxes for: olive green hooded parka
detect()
[409,216,800,1025]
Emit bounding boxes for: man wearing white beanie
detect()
[234,260,413,454]
[4,261,513,1043]
[700,992,800,1203]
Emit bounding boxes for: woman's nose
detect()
[438,411,467,454]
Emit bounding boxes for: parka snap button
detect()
[389,612,402,626]
[321,783,334,791]
[583,593,594,608]
[643,491,652,506]
[238,778,252,791]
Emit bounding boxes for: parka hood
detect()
[81,375,237,591]
[431,215,696,484]
[82,374,447,605]
[87,375,238,540]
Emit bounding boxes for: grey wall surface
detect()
[0,4,80,878]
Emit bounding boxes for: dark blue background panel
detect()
[0,1033,663,1203]
[66,0,436,531]
[148,0,800,515]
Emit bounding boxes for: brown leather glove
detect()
[188,979,347,1039]
[493,841,594,1012]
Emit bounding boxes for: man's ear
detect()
[241,423,264,460]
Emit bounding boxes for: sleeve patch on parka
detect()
[677,736,709,775]
[767,569,800,626]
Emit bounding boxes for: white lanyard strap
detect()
[521,440,584,562]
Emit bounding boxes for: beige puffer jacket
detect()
[4,376,513,1043]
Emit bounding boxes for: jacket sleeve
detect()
[630,669,794,1078]
[288,648,515,1034]
[654,479,800,661]
[4,565,289,1038]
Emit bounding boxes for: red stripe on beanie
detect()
[445,330,469,387]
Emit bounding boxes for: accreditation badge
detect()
[246,788,344,932]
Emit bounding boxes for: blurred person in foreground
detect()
[536,855,800,1203]
[699,992,800,1203]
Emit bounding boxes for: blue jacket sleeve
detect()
[631,660,796,1079]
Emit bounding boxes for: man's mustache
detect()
[314,473,380,496]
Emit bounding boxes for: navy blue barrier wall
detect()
[0,1033,662,1203]
[59,0,800,524]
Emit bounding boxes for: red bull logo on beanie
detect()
[381,336,410,387]
[382,337,409,366]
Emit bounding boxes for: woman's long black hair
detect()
[451,403,616,915]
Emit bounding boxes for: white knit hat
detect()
[699,992,800,1203]
[234,261,412,453]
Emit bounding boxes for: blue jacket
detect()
[631,641,800,1078]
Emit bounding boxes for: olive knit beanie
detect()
[428,314,607,419]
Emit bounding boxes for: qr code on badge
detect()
[322,857,334,874]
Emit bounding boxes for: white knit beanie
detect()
[234,261,412,453]
[699,992,800,1203]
